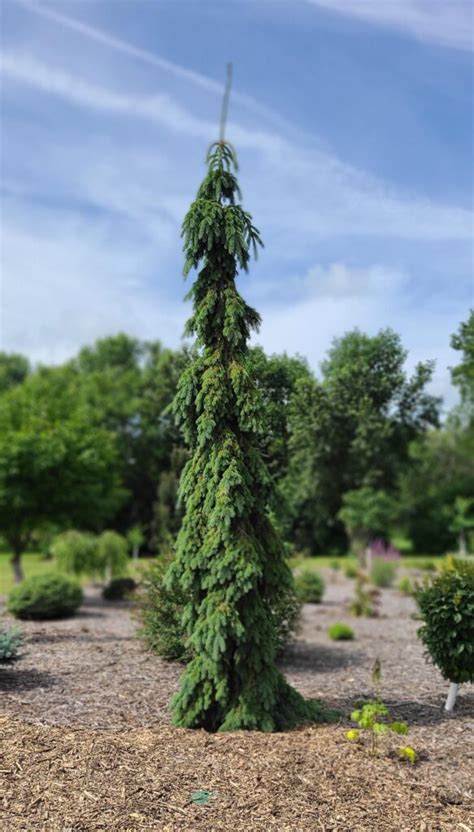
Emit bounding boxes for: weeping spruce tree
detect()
[167,132,329,732]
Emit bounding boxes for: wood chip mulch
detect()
[1,715,472,831]
[1,571,473,830]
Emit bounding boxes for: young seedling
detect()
[346,660,414,761]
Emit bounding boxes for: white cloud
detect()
[306,0,473,51]
[1,52,472,244]
[252,260,462,408]
[0,213,188,364]
[15,0,290,130]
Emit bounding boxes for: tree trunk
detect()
[458,531,467,556]
[365,545,373,574]
[10,552,25,584]
[133,545,139,561]
[445,682,459,712]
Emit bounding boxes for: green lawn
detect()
[0,550,448,598]
[289,554,446,572]
[0,552,154,597]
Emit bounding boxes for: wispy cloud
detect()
[306,0,473,51]
[1,51,471,243]
[14,0,292,130]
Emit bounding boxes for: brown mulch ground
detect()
[1,571,473,831]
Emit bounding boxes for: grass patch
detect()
[0,552,155,597]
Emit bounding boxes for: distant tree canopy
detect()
[0,368,125,581]
[280,329,440,552]
[0,314,470,566]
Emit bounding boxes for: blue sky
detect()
[1,0,473,408]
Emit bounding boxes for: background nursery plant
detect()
[416,558,474,711]
[165,125,331,731]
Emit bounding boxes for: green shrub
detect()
[102,577,137,601]
[96,531,128,580]
[349,701,409,756]
[138,556,302,662]
[295,570,325,603]
[329,559,341,572]
[350,573,379,617]
[328,622,354,641]
[397,576,414,596]
[52,530,97,576]
[370,559,397,588]
[137,556,190,662]
[418,559,437,572]
[416,560,474,684]
[8,574,83,620]
[344,562,358,579]
[0,626,23,663]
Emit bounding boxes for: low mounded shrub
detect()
[295,570,325,604]
[8,574,83,620]
[0,626,23,662]
[416,559,474,685]
[370,559,397,588]
[102,577,137,601]
[328,622,354,641]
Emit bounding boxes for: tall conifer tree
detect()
[168,137,326,731]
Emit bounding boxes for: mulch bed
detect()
[1,571,473,830]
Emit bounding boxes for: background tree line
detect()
[1,311,472,579]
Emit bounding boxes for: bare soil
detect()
[1,571,473,831]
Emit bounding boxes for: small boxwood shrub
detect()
[8,574,83,620]
[295,570,325,603]
[370,559,397,588]
[102,577,137,601]
[0,626,23,663]
[416,559,474,684]
[328,622,354,641]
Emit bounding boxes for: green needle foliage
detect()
[167,141,330,732]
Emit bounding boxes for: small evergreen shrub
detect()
[96,531,128,580]
[102,577,137,601]
[344,562,358,579]
[397,576,414,596]
[137,556,190,662]
[52,530,97,577]
[370,559,397,588]
[8,574,83,620]
[295,570,325,603]
[0,626,23,663]
[416,559,474,684]
[328,622,354,641]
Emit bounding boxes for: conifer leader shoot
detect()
[168,140,328,731]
